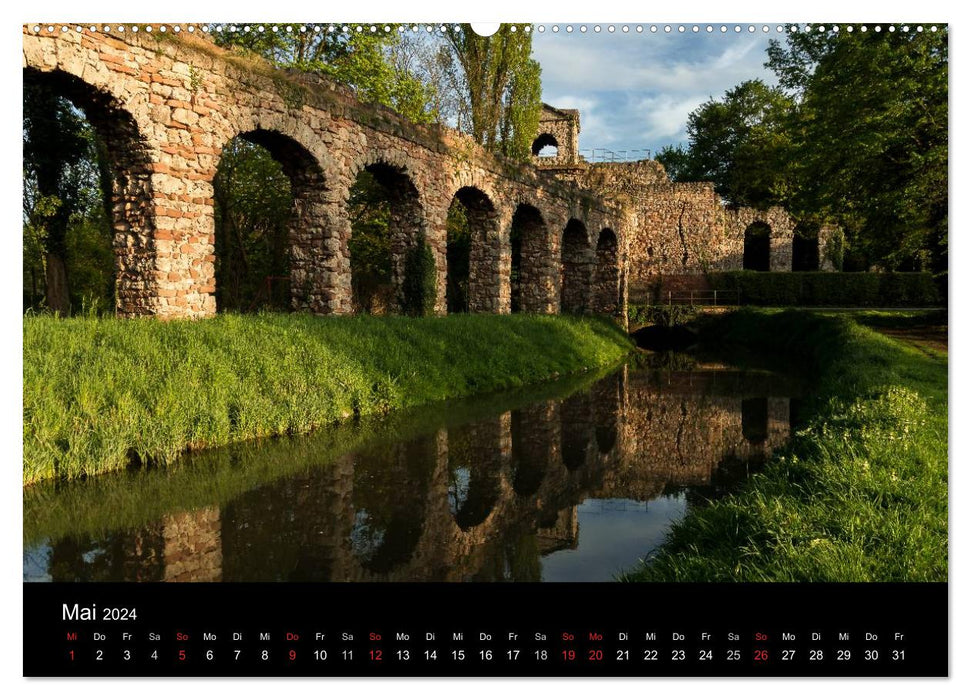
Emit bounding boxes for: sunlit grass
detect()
[23,312,633,484]
[620,309,947,582]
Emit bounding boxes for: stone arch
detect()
[446,422,502,531]
[345,159,424,314]
[792,222,821,271]
[741,397,769,445]
[509,203,551,313]
[447,186,500,313]
[23,66,156,316]
[213,128,329,312]
[531,133,559,157]
[743,221,772,272]
[560,219,592,314]
[592,228,621,315]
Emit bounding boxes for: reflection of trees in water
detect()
[47,530,164,582]
[471,531,542,582]
[349,437,435,573]
[682,453,769,509]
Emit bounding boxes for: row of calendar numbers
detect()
[70,645,908,664]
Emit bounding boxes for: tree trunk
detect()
[45,252,70,315]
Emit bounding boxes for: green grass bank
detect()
[622,309,947,582]
[23,313,633,484]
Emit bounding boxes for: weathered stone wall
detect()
[540,153,813,299]
[531,103,581,168]
[23,27,626,320]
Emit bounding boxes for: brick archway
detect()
[24,66,157,316]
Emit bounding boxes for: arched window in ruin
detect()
[741,397,769,445]
[531,133,559,158]
[23,68,154,317]
[509,204,549,313]
[447,187,499,314]
[743,221,772,272]
[347,162,423,314]
[792,222,821,271]
[214,129,326,312]
[560,219,592,314]
[593,228,621,315]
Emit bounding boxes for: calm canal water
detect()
[23,358,803,583]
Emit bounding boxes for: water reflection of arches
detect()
[743,222,772,272]
[559,391,594,471]
[348,437,434,574]
[446,421,502,530]
[511,404,556,497]
[592,370,626,455]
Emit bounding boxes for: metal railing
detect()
[578,148,652,163]
[645,290,742,307]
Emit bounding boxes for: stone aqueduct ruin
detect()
[23,27,832,320]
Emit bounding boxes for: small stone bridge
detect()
[22,27,629,320]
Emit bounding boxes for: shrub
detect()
[707,272,941,307]
[400,232,437,316]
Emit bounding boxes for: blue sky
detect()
[531,26,781,157]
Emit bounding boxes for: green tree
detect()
[212,139,293,311]
[441,25,542,160]
[23,84,113,314]
[211,25,436,123]
[659,80,794,208]
[767,28,947,272]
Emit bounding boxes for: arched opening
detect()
[531,133,559,158]
[22,68,153,316]
[792,223,820,271]
[741,397,769,445]
[510,409,549,497]
[560,392,593,472]
[213,130,325,312]
[349,436,433,575]
[743,222,772,271]
[592,228,620,315]
[447,187,498,313]
[347,162,425,315]
[560,219,591,314]
[509,204,548,313]
[447,422,501,531]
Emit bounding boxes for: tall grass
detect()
[23,312,633,484]
[621,309,947,582]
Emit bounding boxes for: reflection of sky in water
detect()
[348,509,385,563]
[24,545,52,582]
[447,466,471,517]
[540,496,687,582]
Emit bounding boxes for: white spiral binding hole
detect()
[28,23,944,36]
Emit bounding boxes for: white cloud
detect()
[532,31,778,153]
